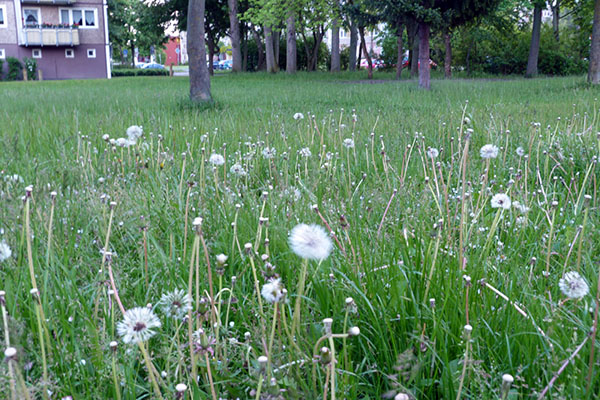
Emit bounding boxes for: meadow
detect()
[0,72,599,399]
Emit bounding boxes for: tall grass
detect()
[0,73,599,399]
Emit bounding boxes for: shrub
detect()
[112,68,168,77]
[6,57,22,81]
[23,57,37,80]
[0,59,3,81]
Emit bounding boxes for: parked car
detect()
[142,63,165,70]
[359,59,378,69]
[219,60,232,70]
[402,57,437,68]
[135,62,148,69]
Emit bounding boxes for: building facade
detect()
[0,0,110,79]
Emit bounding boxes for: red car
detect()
[402,57,437,68]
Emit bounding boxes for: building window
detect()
[60,8,97,28]
[32,49,42,58]
[87,48,96,58]
[65,49,74,58]
[23,9,40,27]
[0,5,7,28]
[0,49,5,59]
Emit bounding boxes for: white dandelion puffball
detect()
[159,289,192,320]
[427,148,439,159]
[293,112,304,120]
[262,147,276,159]
[261,279,285,303]
[343,138,355,149]
[209,154,225,166]
[491,193,511,210]
[559,271,589,299]
[230,163,246,177]
[117,307,161,344]
[480,144,499,159]
[126,125,143,141]
[289,223,333,261]
[299,147,312,158]
[0,241,12,262]
[115,137,135,148]
[516,147,525,157]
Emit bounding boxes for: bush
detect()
[6,57,22,81]
[23,57,37,80]
[112,68,169,77]
[0,59,3,81]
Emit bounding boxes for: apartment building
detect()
[0,0,110,79]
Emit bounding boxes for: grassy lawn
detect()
[1,72,600,399]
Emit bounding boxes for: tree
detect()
[526,0,545,77]
[188,0,211,102]
[205,0,229,75]
[228,0,243,72]
[108,0,168,66]
[589,0,600,83]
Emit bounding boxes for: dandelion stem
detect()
[291,258,309,340]
[585,266,600,392]
[267,302,278,377]
[138,342,164,400]
[45,195,55,267]
[1,294,17,400]
[111,352,121,400]
[328,336,336,400]
[255,375,264,400]
[204,353,218,400]
[455,336,470,400]
[538,333,590,399]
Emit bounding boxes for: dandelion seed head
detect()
[209,154,225,166]
[117,307,161,344]
[159,289,192,320]
[261,279,285,303]
[293,113,304,120]
[427,148,439,159]
[480,144,499,159]
[491,193,511,210]
[289,223,333,261]
[126,125,143,141]
[0,241,12,262]
[343,138,355,149]
[559,271,589,299]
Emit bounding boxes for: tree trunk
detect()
[418,21,430,89]
[264,25,277,73]
[309,28,324,71]
[589,0,600,83]
[526,4,542,78]
[286,13,297,73]
[444,30,452,78]
[208,43,214,76]
[357,38,362,70]
[242,24,248,71]
[552,1,560,42]
[396,21,404,79]
[349,21,358,71]
[273,30,280,67]
[252,26,265,71]
[227,0,242,72]
[188,0,211,102]
[411,32,419,78]
[396,22,404,79]
[331,19,340,72]
[359,26,373,79]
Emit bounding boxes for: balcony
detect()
[21,27,80,46]
[21,0,76,4]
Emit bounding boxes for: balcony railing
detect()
[21,27,80,46]
[21,0,76,4]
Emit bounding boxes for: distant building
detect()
[324,25,384,60]
[0,0,110,79]
[164,33,188,66]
